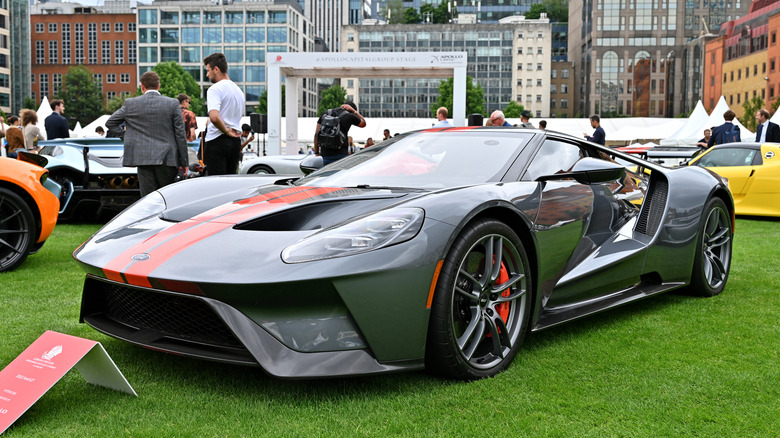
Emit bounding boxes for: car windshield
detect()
[296,130,534,190]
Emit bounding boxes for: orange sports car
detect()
[0,152,61,272]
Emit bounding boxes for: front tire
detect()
[0,188,36,273]
[426,218,531,379]
[685,197,733,297]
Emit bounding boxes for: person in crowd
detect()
[365,137,375,148]
[538,120,547,129]
[754,109,780,143]
[708,110,740,147]
[4,116,24,156]
[519,110,534,128]
[696,128,712,149]
[178,93,198,142]
[432,107,453,128]
[106,71,188,197]
[313,102,366,165]
[240,124,255,157]
[348,136,357,154]
[202,52,245,175]
[298,147,305,155]
[45,99,70,140]
[489,110,513,127]
[382,129,391,141]
[84,126,106,138]
[584,115,606,145]
[21,109,42,153]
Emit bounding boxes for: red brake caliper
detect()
[496,261,511,323]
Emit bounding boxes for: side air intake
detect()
[636,175,668,236]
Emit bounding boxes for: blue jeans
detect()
[322,154,348,166]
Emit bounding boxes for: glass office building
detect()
[137,0,317,115]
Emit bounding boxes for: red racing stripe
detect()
[103,186,346,287]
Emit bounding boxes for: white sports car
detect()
[239,154,307,175]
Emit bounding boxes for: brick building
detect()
[30,6,137,106]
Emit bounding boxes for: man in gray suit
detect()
[106,71,188,197]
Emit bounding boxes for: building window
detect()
[75,23,84,64]
[550,99,556,108]
[773,32,777,45]
[517,64,523,70]
[115,40,124,64]
[562,69,569,78]
[107,73,116,83]
[120,73,130,83]
[62,23,71,64]
[536,79,542,86]
[115,22,124,32]
[517,32,523,39]
[88,23,97,64]
[39,74,48,98]
[561,99,568,108]
[52,73,62,94]
[101,23,110,32]
[537,48,543,54]
[36,41,45,64]
[551,69,557,79]
[128,22,136,32]
[561,84,568,93]
[550,84,557,93]
[102,40,111,64]
[128,40,137,64]
[48,41,58,64]
[48,23,57,33]
[536,95,542,102]
[93,74,102,90]
[35,23,44,33]
[517,48,523,54]
[107,91,116,100]
[537,63,543,71]
[517,79,522,86]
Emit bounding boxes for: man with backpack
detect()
[314,102,366,165]
[708,110,741,147]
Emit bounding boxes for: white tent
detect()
[35,96,52,140]
[703,96,754,142]
[659,100,711,146]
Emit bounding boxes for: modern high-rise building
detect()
[137,0,317,115]
[7,0,30,115]
[30,3,137,106]
[568,0,751,118]
[0,0,11,114]
[306,0,371,52]
[341,15,552,118]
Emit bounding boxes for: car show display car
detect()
[74,127,734,379]
[687,142,780,217]
[37,138,140,220]
[0,153,61,272]
[239,154,307,175]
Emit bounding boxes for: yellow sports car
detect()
[688,142,780,216]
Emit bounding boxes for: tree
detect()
[382,0,405,24]
[420,4,435,23]
[543,0,568,22]
[153,61,205,115]
[105,95,129,114]
[740,95,764,131]
[23,97,37,110]
[55,65,104,129]
[403,7,422,24]
[524,3,547,19]
[317,85,348,116]
[255,85,286,116]
[503,101,526,118]
[430,76,486,118]
[433,1,453,24]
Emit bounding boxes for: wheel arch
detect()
[0,181,43,241]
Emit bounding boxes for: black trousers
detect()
[137,165,177,197]
[204,135,241,176]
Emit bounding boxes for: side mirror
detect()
[537,157,626,184]
[299,155,324,175]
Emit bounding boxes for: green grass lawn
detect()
[1,218,778,436]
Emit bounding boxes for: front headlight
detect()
[282,207,424,263]
[95,191,166,237]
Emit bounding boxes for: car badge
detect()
[766,151,775,159]
[132,253,150,261]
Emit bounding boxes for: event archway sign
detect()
[265,51,468,155]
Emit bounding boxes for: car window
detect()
[697,148,757,167]
[522,139,584,181]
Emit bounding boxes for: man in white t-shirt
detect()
[203,52,245,175]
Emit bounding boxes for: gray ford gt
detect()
[74,127,734,379]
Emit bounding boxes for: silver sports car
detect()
[75,127,734,379]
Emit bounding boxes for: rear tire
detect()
[426,218,531,380]
[0,188,36,272]
[684,197,733,297]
